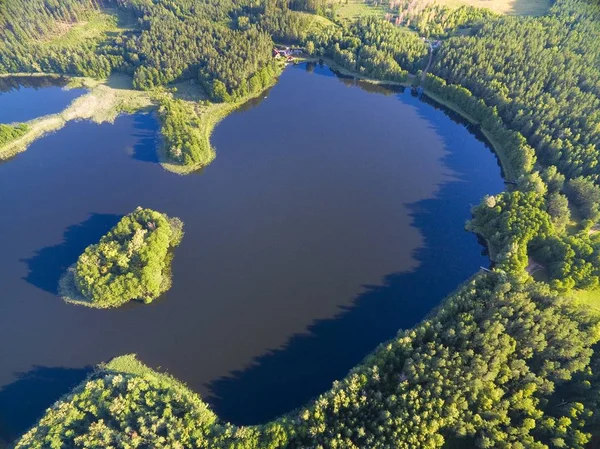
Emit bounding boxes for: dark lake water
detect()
[0,76,85,124]
[0,63,504,443]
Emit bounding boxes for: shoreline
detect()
[158,64,285,175]
[0,69,284,175]
[295,57,515,181]
[296,56,413,87]
[418,87,517,181]
[0,62,513,183]
[0,75,152,161]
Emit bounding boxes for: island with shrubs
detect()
[59,207,184,309]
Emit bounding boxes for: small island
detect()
[59,207,184,309]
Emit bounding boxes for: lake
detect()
[0,76,85,124]
[0,63,503,442]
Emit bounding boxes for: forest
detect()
[2,0,600,447]
[63,207,183,308]
[16,274,600,449]
[157,96,216,168]
[426,0,600,291]
[395,1,498,37]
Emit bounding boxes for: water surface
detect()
[0,76,85,123]
[0,63,503,441]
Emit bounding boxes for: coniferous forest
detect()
[1,0,600,447]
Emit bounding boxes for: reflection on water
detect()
[0,64,503,441]
[0,76,85,123]
[0,76,71,92]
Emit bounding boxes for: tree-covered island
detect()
[60,207,184,309]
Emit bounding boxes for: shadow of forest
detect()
[22,213,122,295]
[0,366,92,444]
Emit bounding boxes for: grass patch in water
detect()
[0,74,152,161]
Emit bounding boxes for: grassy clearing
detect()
[327,0,550,17]
[0,74,152,161]
[436,0,551,15]
[38,11,120,48]
[327,0,386,21]
[36,5,137,49]
[295,10,338,33]
[571,289,600,317]
[170,79,209,103]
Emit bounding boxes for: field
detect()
[329,0,551,17]
[571,288,600,317]
[294,10,337,33]
[327,0,386,21]
[36,7,134,49]
[435,0,551,15]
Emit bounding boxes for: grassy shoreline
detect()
[0,61,513,182]
[158,66,285,175]
[58,265,102,309]
[0,74,152,161]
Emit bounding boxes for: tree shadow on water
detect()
[130,113,160,164]
[22,214,122,295]
[206,176,491,425]
[0,365,92,444]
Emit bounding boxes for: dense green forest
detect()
[0,0,281,99]
[0,0,116,77]
[16,274,600,449]
[0,124,28,147]
[3,0,600,447]
[424,0,600,291]
[158,96,216,167]
[300,17,427,81]
[63,207,183,308]
[431,0,600,184]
